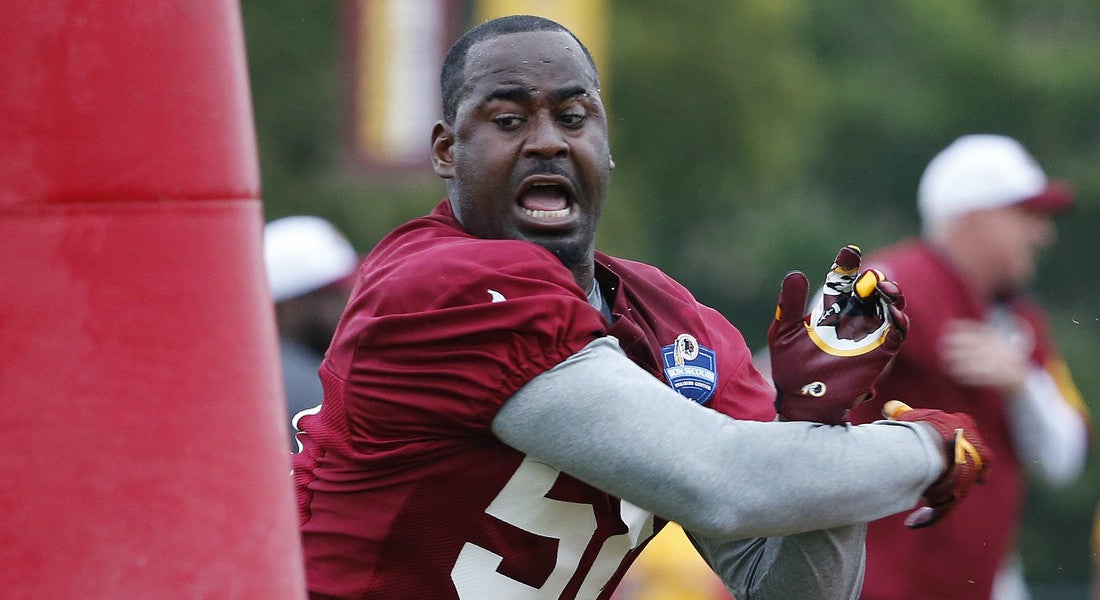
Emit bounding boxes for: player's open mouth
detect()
[519,182,572,219]
[517,178,575,224]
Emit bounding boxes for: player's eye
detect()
[492,115,524,131]
[559,112,585,128]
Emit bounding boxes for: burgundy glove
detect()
[883,400,993,528]
[767,245,909,424]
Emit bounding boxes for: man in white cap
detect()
[849,134,1091,600]
[264,215,359,447]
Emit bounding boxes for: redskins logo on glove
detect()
[767,245,909,424]
[806,249,894,357]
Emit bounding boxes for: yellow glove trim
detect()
[954,428,982,471]
[883,400,912,419]
[854,269,884,299]
[804,321,890,357]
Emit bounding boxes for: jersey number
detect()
[450,456,654,599]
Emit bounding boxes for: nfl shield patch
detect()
[661,333,718,404]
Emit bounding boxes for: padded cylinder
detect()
[0,2,306,597]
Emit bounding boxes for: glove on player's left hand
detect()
[768,245,909,424]
[883,400,993,528]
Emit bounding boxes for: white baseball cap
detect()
[264,215,360,303]
[918,134,1073,223]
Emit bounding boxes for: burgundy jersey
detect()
[849,240,1063,600]
[293,200,776,599]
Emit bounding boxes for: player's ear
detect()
[431,121,455,179]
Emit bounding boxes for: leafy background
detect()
[242,0,1099,592]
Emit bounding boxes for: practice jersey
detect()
[292,200,776,599]
[849,240,1082,600]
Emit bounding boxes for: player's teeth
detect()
[523,207,571,219]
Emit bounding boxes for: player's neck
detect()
[573,261,595,296]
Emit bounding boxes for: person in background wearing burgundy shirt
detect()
[849,134,1091,600]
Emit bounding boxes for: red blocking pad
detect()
[0,2,305,598]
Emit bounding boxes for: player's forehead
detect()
[461,30,597,101]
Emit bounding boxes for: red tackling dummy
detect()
[0,2,305,597]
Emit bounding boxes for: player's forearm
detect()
[492,336,943,540]
[686,524,866,600]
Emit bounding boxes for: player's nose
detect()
[523,114,569,160]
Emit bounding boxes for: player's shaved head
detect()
[440,15,599,124]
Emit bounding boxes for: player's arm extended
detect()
[492,336,945,538]
[492,337,944,598]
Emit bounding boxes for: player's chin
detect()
[527,235,592,273]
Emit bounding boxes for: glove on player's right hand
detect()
[883,400,994,528]
[768,245,908,424]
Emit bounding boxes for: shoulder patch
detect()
[661,334,717,404]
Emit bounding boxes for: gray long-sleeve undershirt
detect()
[491,336,944,599]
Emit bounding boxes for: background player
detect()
[263,215,359,446]
[848,134,1091,599]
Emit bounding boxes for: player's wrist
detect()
[919,420,954,477]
